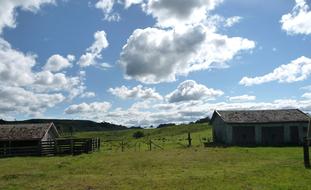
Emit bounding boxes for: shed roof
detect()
[211,109,310,124]
[0,123,58,141]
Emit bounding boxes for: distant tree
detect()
[69,125,74,137]
[133,131,145,139]
[157,123,176,128]
[0,119,5,124]
[195,116,211,124]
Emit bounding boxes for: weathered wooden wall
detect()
[0,138,100,158]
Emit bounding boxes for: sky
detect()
[1,0,311,127]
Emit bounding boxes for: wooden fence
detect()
[0,138,100,158]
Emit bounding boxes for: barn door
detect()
[290,126,299,145]
[262,127,284,146]
[232,126,255,145]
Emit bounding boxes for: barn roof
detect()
[0,123,58,141]
[211,109,310,124]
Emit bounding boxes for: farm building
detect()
[0,123,60,150]
[210,109,310,146]
[0,122,101,157]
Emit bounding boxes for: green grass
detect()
[0,123,311,190]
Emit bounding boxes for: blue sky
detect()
[0,0,311,126]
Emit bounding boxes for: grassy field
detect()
[1,124,311,190]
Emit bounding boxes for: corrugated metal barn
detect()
[210,109,310,146]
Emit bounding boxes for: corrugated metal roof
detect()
[0,123,55,141]
[213,109,310,124]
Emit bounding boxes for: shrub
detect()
[133,131,144,139]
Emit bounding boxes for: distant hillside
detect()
[0,119,127,132]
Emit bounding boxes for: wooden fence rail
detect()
[0,138,100,158]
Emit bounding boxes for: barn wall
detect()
[212,115,308,145]
[212,115,231,144]
[255,126,261,144]
[224,122,308,145]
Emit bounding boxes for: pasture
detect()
[0,124,310,190]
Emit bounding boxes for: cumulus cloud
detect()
[166,80,223,103]
[240,56,311,86]
[120,25,255,84]
[81,97,311,127]
[108,85,162,100]
[97,62,112,70]
[224,16,242,27]
[124,0,143,8]
[0,38,35,86]
[65,102,111,114]
[229,94,256,102]
[280,0,311,35]
[33,71,81,93]
[302,92,311,99]
[0,0,55,34]
[43,54,74,72]
[143,0,223,27]
[0,38,89,116]
[0,86,65,117]
[95,0,120,22]
[78,30,109,67]
[80,92,96,98]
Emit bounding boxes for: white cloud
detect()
[108,85,163,100]
[0,38,89,116]
[240,56,311,86]
[166,80,223,103]
[0,86,65,117]
[302,92,311,99]
[78,30,109,67]
[224,16,242,27]
[120,25,255,84]
[43,54,74,72]
[65,102,111,114]
[280,0,311,35]
[229,94,256,102]
[143,0,223,28]
[33,71,81,93]
[124,0,143,8]
[88,97,311,127]
[0,38,35,86]
[95,0,120,22]
[80,92,96,98]
[0,0,55,34]
[97,62,112,70]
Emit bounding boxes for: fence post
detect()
[8,141,11,156]
[54,140,58,156]
[84,140,88,153]
[121,139,124,152]
[149,139,152,151]
[187,132,192,147]
[98,138,101,151]
[3,143,6,157]
[303,137,310,168]
[38,141,42,156]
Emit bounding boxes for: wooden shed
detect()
[210,109,309,146]
[0,123,60,149]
